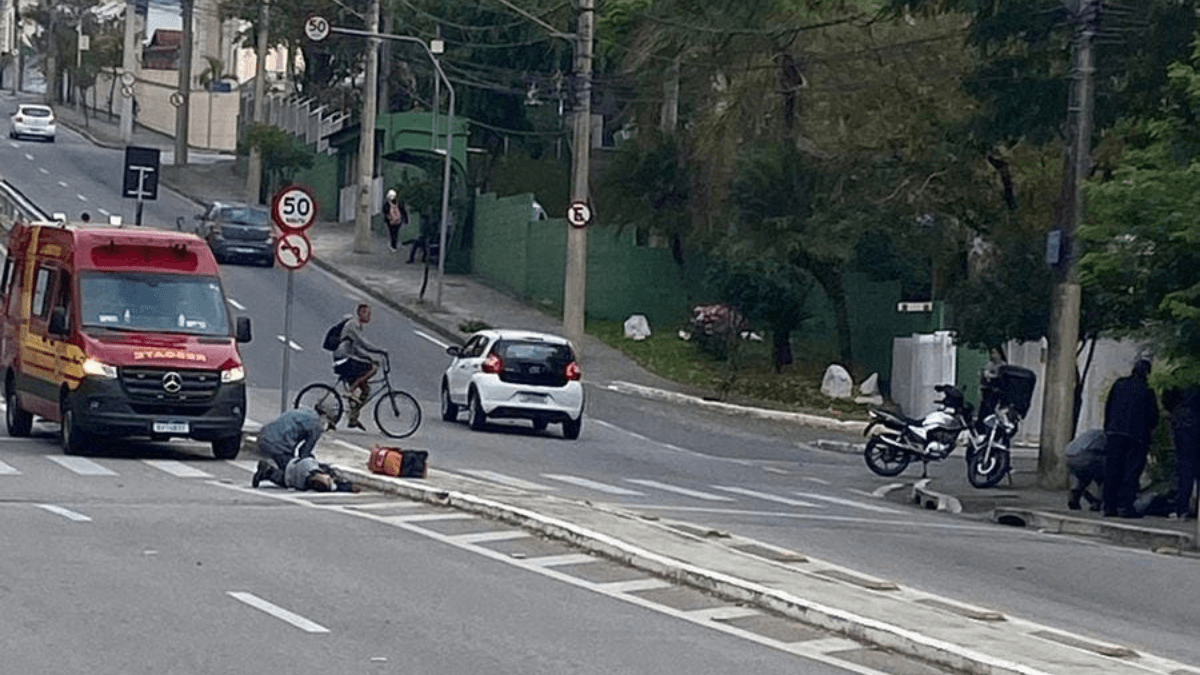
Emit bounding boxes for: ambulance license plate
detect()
[153,421,189,434]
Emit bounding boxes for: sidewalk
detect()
[48,100,1200,674]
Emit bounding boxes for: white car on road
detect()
[9,104,57,142]
[441,329,584,439]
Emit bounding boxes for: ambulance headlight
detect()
[221,365,245,383]
[82,358,118,379]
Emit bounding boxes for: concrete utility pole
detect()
[174,0,192,166]
[379,8,392,116]
[562,0,593,345]
[1039,0,1096,489]
[245,0,269,204]
[352,0,381,253]
[119,0,136,142]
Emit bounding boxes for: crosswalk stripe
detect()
[792,491,901,514]
[36,504,91,522]
[625,479,735,502]
[47,456,117,476]
[459,469,557,491]
[523,553,596,568]
[541,474,644,496]
[0,460,20,475]
[712,486,822,508]
[143,460,213,478]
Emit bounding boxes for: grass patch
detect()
[589,319,869,420]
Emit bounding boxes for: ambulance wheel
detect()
[212,434,241,460]
[6,388,32,437]
[61,407,92,456]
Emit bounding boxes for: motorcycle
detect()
[862,366,1036,489]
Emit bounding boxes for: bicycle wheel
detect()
[375,390,422,439]
[294,383,344,426]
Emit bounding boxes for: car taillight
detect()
[566,361,581,380]
[13,116,21,123]
[482,353,504,374]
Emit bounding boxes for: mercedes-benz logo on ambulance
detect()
[161,372,183,394]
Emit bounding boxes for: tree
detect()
[245,124,314,196]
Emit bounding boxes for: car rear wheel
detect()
[562,415,582,440]
[6,388,33,437]
[440,382,459,422]
[468,390,487,431]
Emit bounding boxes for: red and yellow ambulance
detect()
[1,220,252,457]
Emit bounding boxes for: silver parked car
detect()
[441,329,585,439]
[9,104,57,142]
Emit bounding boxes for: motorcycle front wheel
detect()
[966,433,1010,488]
[864,436,911,476]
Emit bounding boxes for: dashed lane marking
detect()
[413,330,450,349]
[792,491,902,514]
[625,478,735,502]
[458,469,557,492]
[711,486,822,508]
[227,298,246,311]
[227,592,330,633]
[36,504,91,522]
[542,474,644,496]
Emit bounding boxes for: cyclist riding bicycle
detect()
[332,302,387,430]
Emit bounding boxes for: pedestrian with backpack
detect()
[328,302,388,430]
[382,188,409,252]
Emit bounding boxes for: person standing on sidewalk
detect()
[1162,383,1200,519]
[382,189,409,252]
[1103,358,1159,518]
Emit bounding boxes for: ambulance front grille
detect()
[120,367,221,404]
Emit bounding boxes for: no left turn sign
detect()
[566,200,591,228]
[271,185,317,233]
[275,232,313,270]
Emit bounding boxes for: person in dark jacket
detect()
[252,407,333,488]
[1102,358,1159,518]
[1162,384,1200,519]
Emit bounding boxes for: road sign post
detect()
[270,184,317,412]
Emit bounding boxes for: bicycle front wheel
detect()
[294,383,344,426]
[375,390,422,439]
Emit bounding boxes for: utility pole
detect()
[174,0,192,166]
[118,0,136,142]
[379,7,391,117]
[1039,0,1096,489]
[562,0,593,345]
[352,0,381,253]
[44,1,55,104]
[245,0,269,204]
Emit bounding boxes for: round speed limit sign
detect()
[271,185,317,233]
[305,16,331,42]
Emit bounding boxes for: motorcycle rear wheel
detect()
[966,435,1010,488]
[864,436,911,477]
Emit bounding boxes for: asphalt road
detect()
[2,91,1199,669]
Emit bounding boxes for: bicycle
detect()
[293,353,422,439]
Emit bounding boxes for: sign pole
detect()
[279,268,294,414]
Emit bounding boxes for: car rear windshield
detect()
[21,107,52,118]
[79,272,230,336]
[218,207,269,227]
[493,340,574,365]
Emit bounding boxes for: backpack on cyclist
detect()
[322,318,350,352]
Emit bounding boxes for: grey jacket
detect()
[334,316,385,364]
[258,409,324,461]
[284,456,322,489]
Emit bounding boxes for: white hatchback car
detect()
[441,329,584,439]
[9,104,56,142]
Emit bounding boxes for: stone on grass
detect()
[821,364,854,399]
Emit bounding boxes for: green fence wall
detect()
[471,191,950,385]
[287,144,340,223]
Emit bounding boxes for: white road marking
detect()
[36,504,92,522]
[0,459,20,475]
[413,330,450,349]
[227,592,330,633]
[275,335,303,351]
[382,512,476,524]
[523,553,596,568]
[625,478,735,502]
[593,578,672,593]
[57,180,68,187]
[47,456,117,475]
[143,460,213,478]
[791,637,865,653]
[685,606,761,622]
[228,460,258,472]
[98,207,110,216]
[24,152,33,160]
[38,167,49,174]
[458,469,557,491]
[542,474,644,496]
[446,530,531,545]
[801,476,831,485]
[76,194,88,202]
[227,298,246,311]
[793,491,901,514]
[712,486,822,508]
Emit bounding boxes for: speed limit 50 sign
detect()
[271,185,318,233]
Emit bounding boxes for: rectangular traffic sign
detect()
[122,146,160,201]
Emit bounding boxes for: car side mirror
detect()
[235,316,252,343]
[49,306,69,335]
[446,346,461,357]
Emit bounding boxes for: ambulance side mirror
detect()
[49,307,69,335]
[235,316,251,343]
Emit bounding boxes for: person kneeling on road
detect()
[252,406,354,491]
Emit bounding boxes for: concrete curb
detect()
[335,464,1048,675]
[992,507,1195,550]
[604,381,869,434]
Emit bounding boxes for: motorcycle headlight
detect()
[82,358,118,379]
[221,365,245,383]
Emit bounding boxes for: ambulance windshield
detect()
[79,272,230,336]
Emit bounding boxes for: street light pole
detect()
[352,0,381,254]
